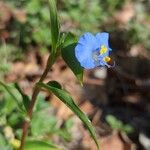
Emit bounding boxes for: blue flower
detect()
[75,32,114,69]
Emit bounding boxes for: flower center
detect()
[99,45,107,55]
[92,51,99,61]
[92,45,111,66]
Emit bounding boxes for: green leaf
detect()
[48,0,60,51]
[37,81,100,150]
[61,43,83,84]
[47,80,62,89]
[14,83,30,112]
[0,81,23,113]
[62,32,77,48]
[24,140,58,150]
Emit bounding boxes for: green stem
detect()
[19,54,55,150]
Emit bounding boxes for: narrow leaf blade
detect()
[14,83,30,112]
[38,82,99,150]
[24,140,58,150]
[61,43,83,84]
[0,81,24,112]
[48,0,60,51]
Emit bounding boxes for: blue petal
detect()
[78,32,96,46]
[96,32,111,57]
[95,32,109,47]
[75,32,99,69]
[75,43,95,69]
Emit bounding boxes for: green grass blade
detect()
[38,81,100,150]
[48,0,60,51]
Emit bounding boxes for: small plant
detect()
[0,0,118,149]
[0,0,115,149]
[106,115,134,134]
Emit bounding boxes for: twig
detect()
[19,54,55,150]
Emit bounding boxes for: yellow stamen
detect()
[99,45,107,55]
[104,56,111,62]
